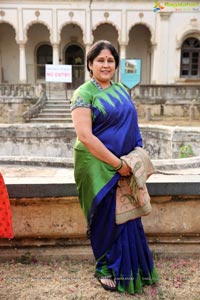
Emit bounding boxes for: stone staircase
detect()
[30,83,73,123]
[30,98,72,123]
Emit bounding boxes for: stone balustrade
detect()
[1,83,200,123]
[133,84,200,104]
[1,83,200,103]
[0,83,37,98]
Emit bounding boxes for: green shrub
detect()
[178,144,195,158]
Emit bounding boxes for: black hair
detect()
[86,40,119,74]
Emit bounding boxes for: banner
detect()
[120,59,141,89]
[45,64,72,83]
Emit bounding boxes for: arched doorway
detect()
[127,24,152,84]
[26,23,51,83]
[65,44,84,88]
[0,23,18,83]
[36,44,52,79]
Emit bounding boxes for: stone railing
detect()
[133,84,200,103]
[0,83,45,123]
[23,84,47,122]
[0,83,36,98]
[1,83,200,122]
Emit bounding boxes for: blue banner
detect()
[120,59,141,89]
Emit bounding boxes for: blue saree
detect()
[70,79,159,294]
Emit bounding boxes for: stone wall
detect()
[140,125,200,159]
[0,124,76,158]
[1,194,199,252]
[0,97,43,123]
[0,98,26,123]
[1,124,200,159]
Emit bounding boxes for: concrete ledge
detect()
[7,183,78,198]
[5,172,200,197]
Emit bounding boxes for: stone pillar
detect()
[8,109,15,124]
[145,107,151,121]
[52,43,59,65]
[189,105,195,120]
[119,44,126,81]
[19,43,27,83]
[85,44,91,82]
[120,43,126,60]
[158,12,172,83]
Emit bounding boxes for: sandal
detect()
[94,273,117,292]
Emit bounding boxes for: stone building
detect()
[0,0,199,87]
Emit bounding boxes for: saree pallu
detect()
[71,80,158,294]
[0,173,14,239]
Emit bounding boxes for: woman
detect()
[0,172,14,239]
[70,40,158,295]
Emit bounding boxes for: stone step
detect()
[45,104,69,109]
[30,117,73,123]
[41,109,71,114]
[47,98,68,102]
[38,113,71,118]
[28,96,72,123]
[46,99,70,105]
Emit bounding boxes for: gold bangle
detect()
[114,159,123,171]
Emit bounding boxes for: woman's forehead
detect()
[96,49,113,57]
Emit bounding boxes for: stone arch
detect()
[0,20,17,41]
[59,22,84,44]
[92,21,120,44]
[0,22,18,83]
[176,28,200,49]
[127,22,155,46]
[24,20,52,43]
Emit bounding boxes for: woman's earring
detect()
[89,69,93,77]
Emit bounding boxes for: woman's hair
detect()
[86,40,119,74]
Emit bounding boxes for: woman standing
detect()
[70,40,158,295]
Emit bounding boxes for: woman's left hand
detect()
[118,160,131,177]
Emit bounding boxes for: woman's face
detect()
[89,48,116,88]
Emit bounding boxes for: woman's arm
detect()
[72,107,131,176]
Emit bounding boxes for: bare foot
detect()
[100,277,116,288]
[94,274,117,291]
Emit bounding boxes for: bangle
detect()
[114,159,124,171]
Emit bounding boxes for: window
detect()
[180,38,200,78]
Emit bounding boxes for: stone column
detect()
[158,12,172,83]
[120,43,126,60]
[85,44,91,82]
[118,43,126,81]
[19,43,27,83]
[52,43,59,65]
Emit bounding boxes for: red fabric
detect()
[0,173,14,238]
